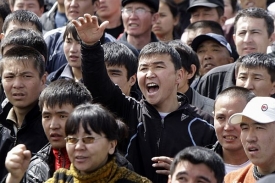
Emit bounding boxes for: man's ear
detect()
[129,74,137,87]
[108,140,117,155]
[152,12,159,25]
[269,32,275,46]
[93,0,100,13]
[270,81,275,96]
[187,64,197,79]
[176,68,184,84]
[219,15,227,26]
[167,175,172,183]
[0,33,4,41]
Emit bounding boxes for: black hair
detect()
[235,53,275,82]
[2,10,43,33]
[0,45,45,78]
[170,146,225,183]
[102,42,137,80]
[168,39,200,85]
[10,0,44,8]
[186,20,224,36]
[230,0,238,13]
[1,28,47,66]
[214,86,256,111]
[160,0,178,18]
[65,103,119,142]
[63,21,80,42]
[39,79,92,110]
[139,42,182,71]
[234,7,274,37]
[0,0,11,31]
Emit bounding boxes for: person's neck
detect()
[156,32,173,42]
[72,67,82,82]
[100,13,122,29]
[57,3,65,13]
[127,32,152,50]
[222,148,249,165]
[178,85,189,94]
[13,103,36,128]
[154,94,180,113]
[257,164,275,175]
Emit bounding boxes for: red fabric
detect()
[53,148,70,170]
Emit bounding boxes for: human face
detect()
[152,1,178,42]
[168,161,217,183]
[63,33,81,69]
[196,40,233,75]
[240,117,275,173]
[190,7,224,26]
[4,21,39,35]
[42,104,74,149]
[66,124,116,174]
[233,17,272,57]
[65,0,99,21]
[137,54,183,112]
[224,0,234,19]
[97,0,121,19]
[236,66,275,96]
[214,96,247,153]
[106,65,136,96]
[122,2,157,38]
[239,0,267,9]
[12,0,44,17]
[2,61,45,111]
[186,27,212,46]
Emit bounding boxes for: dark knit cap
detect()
[122,0,159,12]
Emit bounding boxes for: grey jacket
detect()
[191,88,214,117]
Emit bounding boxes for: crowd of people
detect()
[0,0,275,182]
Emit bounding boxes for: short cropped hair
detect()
[10,0,44,8]
[170,146,225,183]
[1,29,47,65]
[39,79,92,110]
[214,86,256,111]
[186,20,224,36]
[236,53,275,82]
[65,103,119,142]
[234,7,274,37]
[168,40,200,85]
[102,42,138,80]
[0,1,11,26]
[139,42,182,71]
[2,10,43,33]
[0,45,45,78]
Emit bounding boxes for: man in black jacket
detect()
[72,14,217,183]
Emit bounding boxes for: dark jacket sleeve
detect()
[81,42,139,127]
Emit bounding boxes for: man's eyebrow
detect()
[139,61,166,67]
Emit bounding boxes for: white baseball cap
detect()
[229,97,275,125]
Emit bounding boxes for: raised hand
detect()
[152,156,174,176]
[5,144,31,183]
[72,14,109,45]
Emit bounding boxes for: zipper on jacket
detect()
[157,118,165,149]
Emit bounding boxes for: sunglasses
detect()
[65,136,105,145]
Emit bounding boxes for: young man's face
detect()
[196,39,233,75]
[214,96,247,154]
[122,2,158,38]
[63,33,81,69]
[2,60,45,111]
[240,117,275,171]
[190,7,225,26]
[233,17,273,57]
[65,0,99,21]
[137,54,183,112]
[42,103,75,149]
[106,65,136,96]
[12,0,44,17]
[168,161,217,183]
[97,0,121,20]
[236,66,275,96]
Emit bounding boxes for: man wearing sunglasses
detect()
[119,0,159,52]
